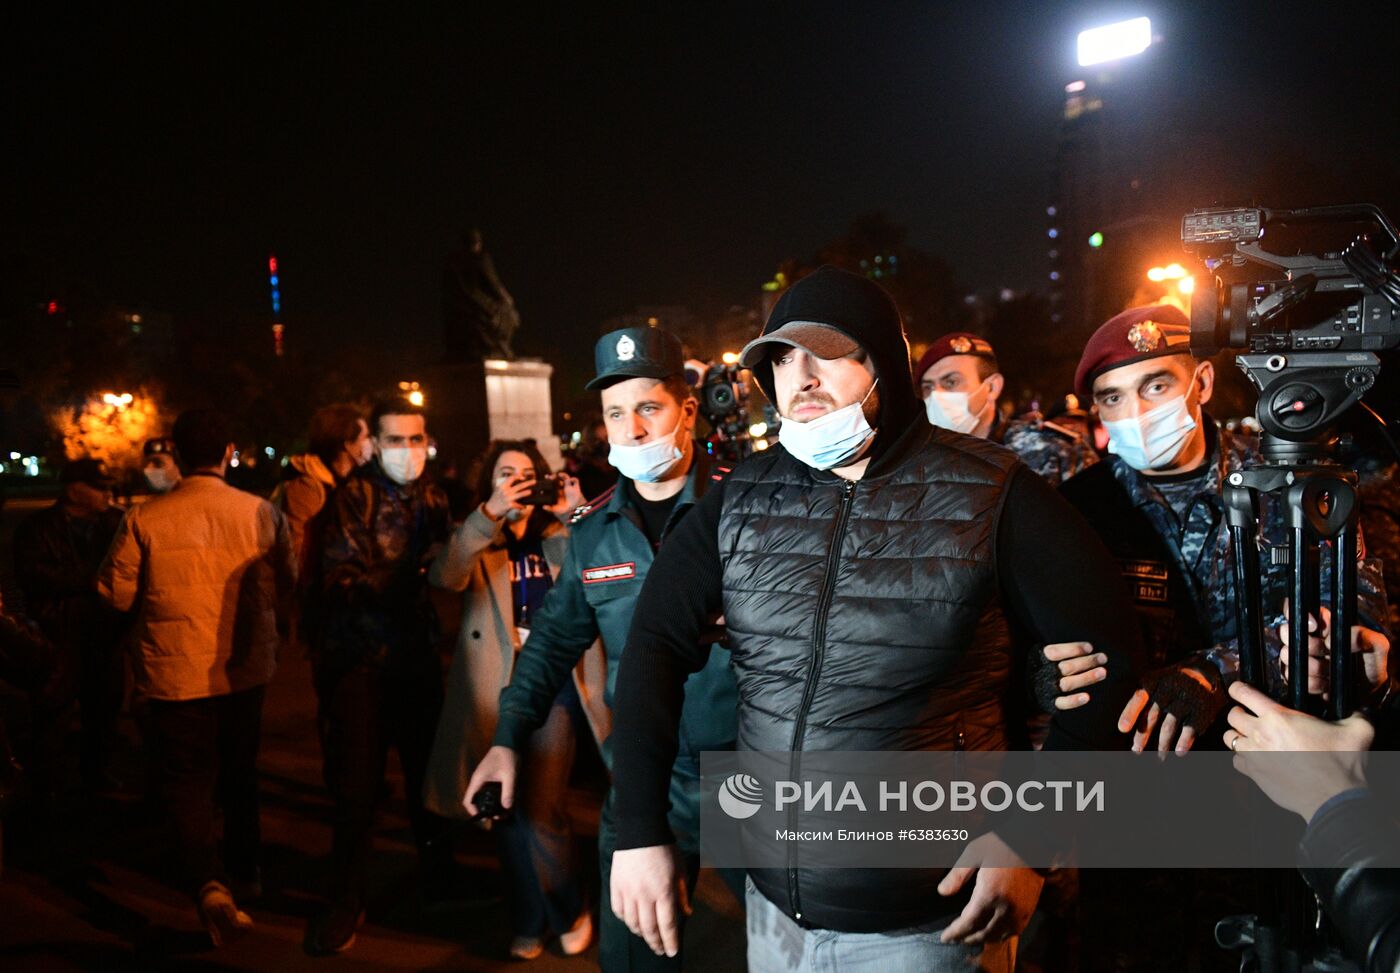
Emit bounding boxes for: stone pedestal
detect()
[425,358,560,477]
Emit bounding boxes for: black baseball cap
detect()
[586,327,686,391]
[60,458,114,488]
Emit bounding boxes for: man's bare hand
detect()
[463,745,518,816]
[1223,681,1374,821]
[936,833,1043,945]
[1279,603,1390,697]
[1044,641,1108,711]
[611,844,691,957]
[547,474,586,521]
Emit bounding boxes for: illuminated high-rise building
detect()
[1049,18,1199,337]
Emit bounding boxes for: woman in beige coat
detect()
[424,441,603,960]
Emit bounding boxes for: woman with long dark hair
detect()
[425,440,598,960]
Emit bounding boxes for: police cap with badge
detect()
[1074,304,1192,398]
[586,327,687,390]
[914,332,998,382]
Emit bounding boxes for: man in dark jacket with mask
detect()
[606,267,1147,971]
[307,398,457,955]
[916,332,1098,486]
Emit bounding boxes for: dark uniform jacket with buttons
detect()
[492,449,738,829]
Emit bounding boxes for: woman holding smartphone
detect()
[425,440,598,960]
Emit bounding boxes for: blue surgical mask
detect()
[1103,394,1198,471]
[609,419,685,483]
[779,381,879,471]
[924,377,993,435]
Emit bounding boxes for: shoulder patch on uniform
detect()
[569,485,617,525]
[582,561,636,584]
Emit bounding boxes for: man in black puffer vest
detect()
[605,267,1147,972]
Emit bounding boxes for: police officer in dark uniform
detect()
[1043,304,1393,973]
[1053,305,1390,748]
[465,326,739,972]
[916,333,1098,486]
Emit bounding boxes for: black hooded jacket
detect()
[609,267,1146,932]
[745,266,924,472]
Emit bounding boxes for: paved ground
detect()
[0,495,746,972]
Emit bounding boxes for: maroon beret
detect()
[1075,304,1192,398]
[914,332,997,384]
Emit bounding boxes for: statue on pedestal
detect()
[442,228,519,361]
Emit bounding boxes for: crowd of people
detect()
[1,265,1398,971]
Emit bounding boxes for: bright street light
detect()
[1146,263,1188,282]
[398,380,425,407]
[1077,17,1152,67]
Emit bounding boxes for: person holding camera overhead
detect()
[463,326,741,973]
[423,440,593,960]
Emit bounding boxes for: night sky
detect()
[7,1,1399,390]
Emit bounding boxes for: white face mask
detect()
[379,446,428,485]
[352,437,375,467]
[143,467,178,494]
[779,380,878,471]
[1103,394,1199,471]
[924,378,993,435]
[608,419,685,483]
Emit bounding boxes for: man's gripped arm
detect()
[610,481,727,849]
[999,468,1145,749]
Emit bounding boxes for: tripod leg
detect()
[1329,521,1357,720]
[1290,524,1311,712]
[1225,482,1267,689]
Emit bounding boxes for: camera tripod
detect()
[1224,434,1360,717]
[1218,433,1364,973]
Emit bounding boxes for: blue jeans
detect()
[497,695,584,938]
[745,876,1015,973]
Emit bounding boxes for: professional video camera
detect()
[1183,204,1400,452]
[686,358,762,463]
[1182,202,1400,706]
